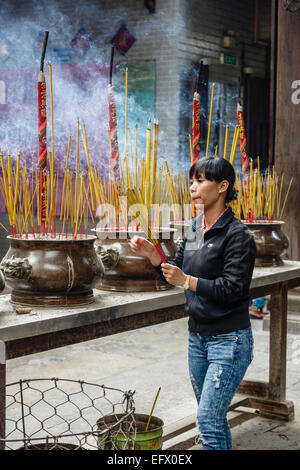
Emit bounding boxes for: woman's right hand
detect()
[129,236,156,258]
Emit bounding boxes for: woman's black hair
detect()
[189,156,236,203]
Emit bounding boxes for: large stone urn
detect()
[0,235,104,307]
[242,221,289,267]
[93,229,177,292]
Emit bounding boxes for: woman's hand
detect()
[129,236,155,257]
[129,236,161,266]
[161,263,186,287]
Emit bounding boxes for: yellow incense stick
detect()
[59,136,71,226]
[12,153,20,227]
[0,222,9,233]
[134,124,138,191]
[144,120,152,224]
[280,177,293,219]
[1,154,10,219]
[151,119,158,207]
[229,126,239,165]
[189,134,193,165]
[145,387,161,432]
[75,119,80,219]
[223,125,229,159]
[7,152,13,222]
[206,83,215,157]
[124,67,128,158]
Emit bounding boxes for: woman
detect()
[129,156,256,450]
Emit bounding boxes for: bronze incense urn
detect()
[93,229,177,292]
[242,221,289,267]
[0,235,104,307]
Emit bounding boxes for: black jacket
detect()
[156,207,256,335]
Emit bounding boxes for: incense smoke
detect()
[0,0,164,174]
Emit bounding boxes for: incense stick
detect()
[145,387,161,432]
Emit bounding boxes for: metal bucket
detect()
[97,413,164,450]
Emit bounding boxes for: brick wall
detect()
[177,0,271,171]
[0,0,271,171]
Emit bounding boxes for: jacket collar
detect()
[191,206,234,234]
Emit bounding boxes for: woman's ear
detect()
[218,180,229,194]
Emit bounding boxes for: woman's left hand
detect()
[161,263,186,286]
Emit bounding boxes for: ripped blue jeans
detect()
[188,327,254,450]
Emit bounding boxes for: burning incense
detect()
[230,167,293,222]
[127,188,167,263]
[107,84,121,185]
[48,62,54,166]
[37,31,49,235]
[109,46,114,86]
[12,152,20,235]
[192,92,200,163]
[192,60,203,163]
[237,102,249,173]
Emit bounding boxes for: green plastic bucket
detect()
[97,413,164,450]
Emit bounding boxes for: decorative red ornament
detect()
[111,24,135,56]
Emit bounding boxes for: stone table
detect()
[1,260,300,447]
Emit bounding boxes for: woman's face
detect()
[189,172,228,209]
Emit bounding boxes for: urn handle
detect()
[95,245,119,270]
[174,236,182,250]
[0,255,32,280]
[0,269,5,292]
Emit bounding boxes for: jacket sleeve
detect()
[195,227,256,304]
[154,237,187,282]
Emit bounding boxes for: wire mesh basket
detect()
[0,378,136,450]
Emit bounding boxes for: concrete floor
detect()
[4,313,300,450]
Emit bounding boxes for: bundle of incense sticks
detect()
[229,160,293,222]
[127,188,167,263]
[0,146,94,239]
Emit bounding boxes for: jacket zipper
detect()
[187,237,200,314]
